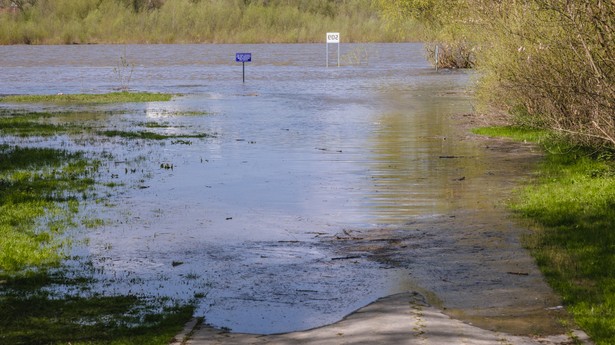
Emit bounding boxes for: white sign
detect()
[326,32,340,43]
[326,32,340,67]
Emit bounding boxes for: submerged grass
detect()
[100,130,213,140]
[0,145,95,272]
[0,108,195,344]
[474,126,615,344]
[0,92,174,104]
[0,112,87,137]
[0,271,194,345]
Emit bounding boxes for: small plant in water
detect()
[113,49,134,91]
[341,44,377,66]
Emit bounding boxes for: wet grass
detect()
[0,115,66,137]
[0,270,194,345]
[100,130,213,140]
[146,110,212,117]
[142,121,174,129]
[0,92,174,104]
[0,145,95,272]
[0,112,88,137]
[0,111,215,140]
[0,108,196,344]
[474,126,615,344]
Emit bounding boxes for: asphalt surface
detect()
[172,292,592,345]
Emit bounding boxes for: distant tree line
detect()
[0,0,163,12]
[0,0,411,44]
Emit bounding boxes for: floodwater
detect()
[0,44,564,335]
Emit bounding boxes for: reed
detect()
[0,92,173,104]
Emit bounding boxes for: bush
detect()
[472,0,615,149]
[380,0,615,150]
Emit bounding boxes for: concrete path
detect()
[172,292,592,345]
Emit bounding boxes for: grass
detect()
[0,112,86,137]
[0,108,196,344]
[0,111,214,140]
[0,145,96,272]
[0,92,174,105]
[474,126,615,344]
[0,271,194,345]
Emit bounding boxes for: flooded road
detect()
[0,44,563,335]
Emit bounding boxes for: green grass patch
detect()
[0,146,97,272]
[472,126,549,143]
[0,92,173,105]
[174,111,211,116]
[0,108,195,344]
[475,126,615,344]
[515,152,615,344]
[0,115,67,137]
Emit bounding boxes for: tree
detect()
[377,0,475,68]
[376,0,458,29]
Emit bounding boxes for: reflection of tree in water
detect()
[366,88,486,222]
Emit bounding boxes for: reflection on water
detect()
[368,90,465,220]
[0,44,556,335]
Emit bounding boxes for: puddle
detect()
[0,43,564,335]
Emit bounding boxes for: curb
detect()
[169,318,200,345]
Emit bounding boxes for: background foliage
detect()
[0,0,413,44]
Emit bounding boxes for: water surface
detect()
[0,43,561,334]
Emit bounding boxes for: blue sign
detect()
[236,53,252,63]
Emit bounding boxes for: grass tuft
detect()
[472,126,549,143]
[0,146,95,272]
[0,92,174,104]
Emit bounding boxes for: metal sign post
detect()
[235,53,252,83]
[326,32,340,68]
[435,45,439,72]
